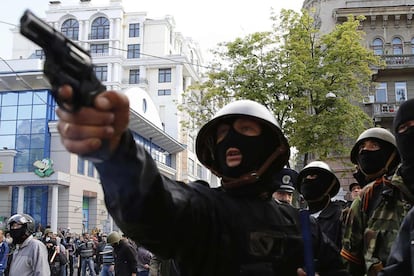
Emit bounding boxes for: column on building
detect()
[111,62,120,83]
[80,20,89,49]
[17,186,24,214]
[109,18,115,56]
[139,65,147,81]
[175,64,183,94]
[50,185,59,232]
[184,76,192,90]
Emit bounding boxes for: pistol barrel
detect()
[20,9,56,50]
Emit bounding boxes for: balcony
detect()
[121,78,148,85]
[373,102,400,117]
[382,54,414,69]
[90,52,109,57]
[88,34,109,40]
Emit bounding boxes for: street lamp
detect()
[325,92,336,99]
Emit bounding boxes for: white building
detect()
[0,0,215,234]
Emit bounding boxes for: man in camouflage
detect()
[341,127,414,276]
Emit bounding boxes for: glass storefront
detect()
[3,89,56,226]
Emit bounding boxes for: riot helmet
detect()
[350,127,400,180]
[7,213,35,244]
[297,161,340,213]
[107,231,121,245]
[196,100,290,189]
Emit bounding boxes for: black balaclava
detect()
[10,224,28,245]
[353,168,369,187]
[357,139,394,176]
[393,98,414,186]
[214,126,276,179]
[300,173,333,200]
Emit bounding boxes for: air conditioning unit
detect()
[363,95,375,104]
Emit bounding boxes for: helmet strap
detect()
[305,178,337,203]
[362,150,397,180]
[221,144,288,190]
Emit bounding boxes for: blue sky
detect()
[0,0,302,62]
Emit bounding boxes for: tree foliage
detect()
[179,9,384,164]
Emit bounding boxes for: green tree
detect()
[179,9,383,165]
[277,10,382,164]
[178,30,286,130]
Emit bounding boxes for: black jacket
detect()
[317,200,346,251]
[96,131,349,276]
[113,239,138,275]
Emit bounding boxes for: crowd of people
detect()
[0,217,163,276]
[3,82,414,275]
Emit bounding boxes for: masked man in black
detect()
[56,85,349,276]
[379,98,414,275]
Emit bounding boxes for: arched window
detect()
[392,37,403,55]
[90,17,110,39]
[61,19,79,40]
[372,38,383,55]
[411,38,414,54]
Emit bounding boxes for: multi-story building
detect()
[304,0,414,130]
[302,0,414,194]
[0,0,210,233]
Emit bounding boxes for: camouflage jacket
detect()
[341,170,414,276]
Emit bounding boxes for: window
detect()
[35,50,45,60]
[158,89,171,96]
[90,44,109,55]
[197,164,203,178]
[129,69,140,84]
[392,37,403,55]
[375,83,387,103]
[412,38,414,54]
[61,19,79,40]
[77,156,85,175]
[187,135,194,153]
[129,23,140,37]
[188,158,194,175]
[395,82,407,102]
[142,99,147,113]
[0,90,50,172]
[94,66,108,81]
[127,44,140,59]
[90,17,110,39]
[158,68,171,83]
[87,161,94,177]
[372,38,383,55]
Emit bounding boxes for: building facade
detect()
[303,0,414,130]
[0,0,211,233]
[302,0,414,192]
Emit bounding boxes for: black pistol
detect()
[20,9,106,112]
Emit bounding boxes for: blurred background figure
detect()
[107,231,137,276]
[349,182,361,201]
[297,161,344,251]
[272,168,298,206]
[0,229,9,276]
[137,246,153,276]
[7,214,50,275]
[99,234,114,276]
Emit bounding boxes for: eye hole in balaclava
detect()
[214,121,277,178]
